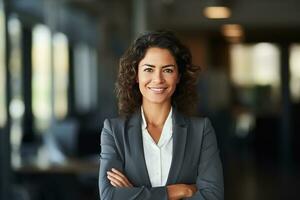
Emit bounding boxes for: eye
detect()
[163,68,173,73]
[144,68,153,72]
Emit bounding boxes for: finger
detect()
[107,172,128,187]
[109,169,133,187]
[111,168,127,179]
[111,169,133,186]
[107,174,125,187]
[110,180,117,187]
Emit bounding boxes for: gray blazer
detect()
[99,109,224,200]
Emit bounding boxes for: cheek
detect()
[169,74,180,86]
[137,77,147,90]
[136,70,143,83]
[137,73,151,84]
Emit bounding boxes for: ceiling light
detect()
[222,24,244,42]
[203,6,231,19]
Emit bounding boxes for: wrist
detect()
[167,184,185,200]
[184,185,193,197]
[167,184,194,199]
[184,184,197,198]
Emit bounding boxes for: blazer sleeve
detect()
[184,118,224,200]
[99,119,168,200]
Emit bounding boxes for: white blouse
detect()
[141,107,173,187]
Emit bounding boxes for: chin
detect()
[144,96,171,105]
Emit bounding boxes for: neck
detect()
[142,102,171,127]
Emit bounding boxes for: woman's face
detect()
[137,47,180,106]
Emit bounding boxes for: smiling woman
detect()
[99,30,224,200]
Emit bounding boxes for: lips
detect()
[148,87,167,93]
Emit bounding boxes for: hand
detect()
[107,168,133,188]
[184,184,197,197]
[167,184,197,200]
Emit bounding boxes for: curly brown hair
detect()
[116,30,201,117]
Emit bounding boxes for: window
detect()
[230,43,280,87]
[230,43,281,113]
[289,44,300,103]
[0,0,6,127]
[53,32,69,119]
[32,24,52,132]
[74,43,98,113]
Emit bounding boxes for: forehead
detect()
[139,47,176,64]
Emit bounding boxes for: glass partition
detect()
[8,15,24,167]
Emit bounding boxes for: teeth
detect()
[149,87,165,92]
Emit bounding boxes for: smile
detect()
[148,87,167,93]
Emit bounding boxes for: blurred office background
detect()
[1,0,300,199]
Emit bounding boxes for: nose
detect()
[152,70,165,83]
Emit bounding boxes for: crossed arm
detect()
[107,167,197,200]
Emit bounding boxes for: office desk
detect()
[13,158,99,200]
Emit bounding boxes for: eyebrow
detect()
[141,64,176,68]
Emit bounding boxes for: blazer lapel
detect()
[127,111,152,187]
[167,109,187,184]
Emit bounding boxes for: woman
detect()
[99,30,224,200]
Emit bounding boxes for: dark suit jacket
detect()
[99,109,224,200]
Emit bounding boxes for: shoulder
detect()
[102,117,127,133]
[185,116,215,135]
[173,109,213,131]
[185,115,211,127]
